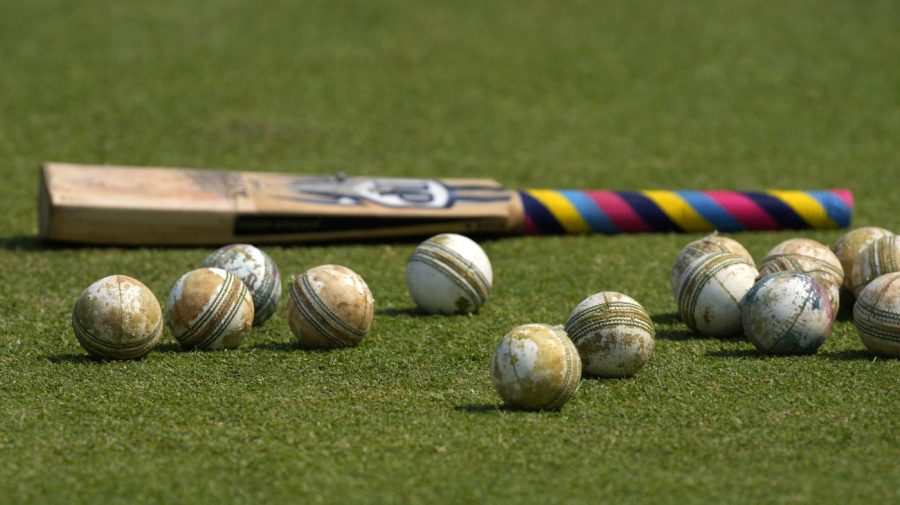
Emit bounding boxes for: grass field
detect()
[1,1,899,503]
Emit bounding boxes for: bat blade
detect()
[39,163,522,245]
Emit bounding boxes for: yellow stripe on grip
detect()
[641,190,712,231]
[766,190,836,229]
[526,189,592,233]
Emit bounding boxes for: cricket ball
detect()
[853,272,900,357]
[759,238,843,316]
[850,235,900,297]
[758,254,842,318]
[287,264,374,349]
[166,267,254,350]
[71,275,162,360]
[761,238,844,284]
[832,227,893,290]
[766,238,838,263]
[491,324,581,411]
[741,272,833,355]
[407,233,492,315]
[564,292,655,378]
[677,252,758,337]
[670,233,754,298]
[202,243,281,326]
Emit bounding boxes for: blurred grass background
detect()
[0,0,898,503]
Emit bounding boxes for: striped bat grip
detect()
[519,189,853,234]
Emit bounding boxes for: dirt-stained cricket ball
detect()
[761,238,844,284]
[670,233,754,298]
[758,255,842,318]
[72,275,162,360]
[287,264,374,349]
[491,324,581,411]
[850,235,900,297]
[407,233,492,315]
[832,227,893,290]
[758,238,843,317]
[853,272,900,357]
[742,272,833,355]
[677,252,758,337]
[167,267,254,350]
[202,243,281,326]
[564,292,655,377]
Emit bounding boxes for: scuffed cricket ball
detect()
[72,275,162,360]
[741,272,833,355]
[832,227,893,290]
[287,264,374,349]
[491,324,581,411]
[202,243,281,326]
[565,292,655,378]
[167,267,254,351]
[853,272,900,357]
[677,252,759,338]
[850,235,900,296]
[670,233,754,298]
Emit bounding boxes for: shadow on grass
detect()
[377,307,425,318]
[45,342,247,363]
[248,340,354,353]
[0,235,53,251]
[250,341,300,352]
[0,234,240,252]
[819,349,880,361]
[455,403,564,414]
[706,348,763,359]
[45,351,168,364]
[454,403,508,414]
[708,348,882,360]
[652,312,681,325]
[152,342,183,353]
[580,374,636,382]
[46,353,100,364]
[655,327,701,341]
[835,293,855,322]
[651,312,708,341]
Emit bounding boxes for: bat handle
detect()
[518,189,853,235]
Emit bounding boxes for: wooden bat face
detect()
[40,163,523,245]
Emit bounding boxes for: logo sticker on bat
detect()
[260,174,510,209]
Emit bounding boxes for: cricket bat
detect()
[38,163,854,245]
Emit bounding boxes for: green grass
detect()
[1,0,899,503]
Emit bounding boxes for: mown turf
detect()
[1,1,898,503]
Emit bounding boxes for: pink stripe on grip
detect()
[704,191,781,229]
[586,191,653,232]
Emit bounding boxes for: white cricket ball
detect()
[72,275,162,360]
[407,233,492,315]
[564,292,655,377]
[853,272,900,357]
[832,227,893,290]
[202,243,281,326]
[167,267,254,350]
[850,235,900,297]
[741,272,833,355]
[677,252,759,337]
[491,324,581,411]
[670,234,754,298]
[287,264,374,349]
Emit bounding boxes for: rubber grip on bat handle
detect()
[518,189,854,234]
